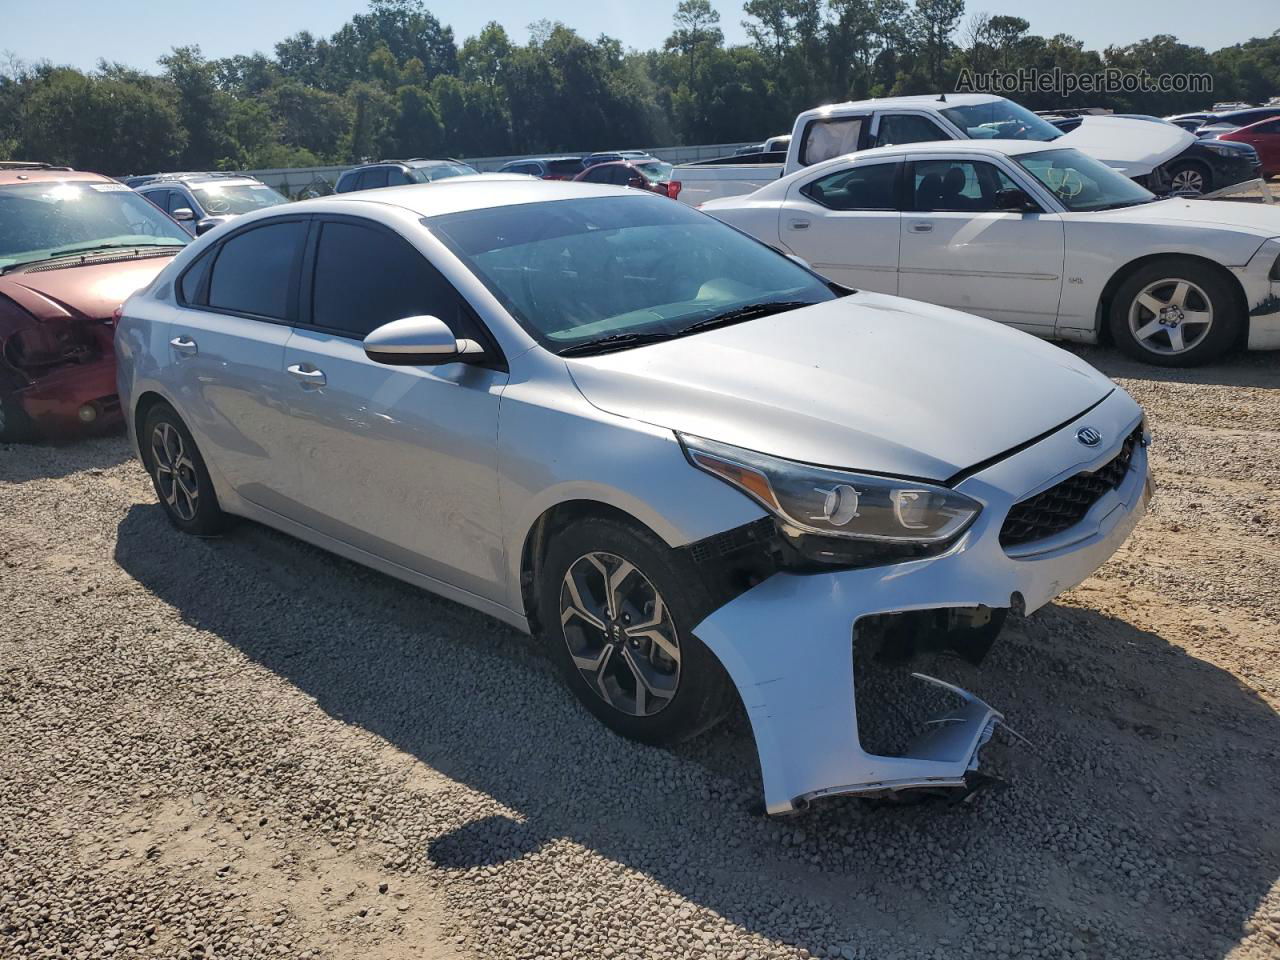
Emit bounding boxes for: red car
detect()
[1218,117,1280,179]
[0,164,190,441]
[574,158,683,199]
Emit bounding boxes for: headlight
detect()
[1202,140,1249,157]
[680,434,981,545]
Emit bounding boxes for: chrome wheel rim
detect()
[150,422,199,521]
[1170,168,1204,195]
[1128,277,1214,356]
[559,552,680,717]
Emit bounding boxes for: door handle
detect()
[909,222,934,233]
[788,219,811,230]
[169,335,197,355]
[287,363,327,388]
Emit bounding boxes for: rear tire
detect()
[1107,258,1240,367]
[538,516,733,745]
[140,403,227,536]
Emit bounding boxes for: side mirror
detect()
[171,207,196,221]
[194,219,218,236]
[995,189,1040,213]
[363,315,484,366]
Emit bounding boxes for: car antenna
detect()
[937,92,947,102]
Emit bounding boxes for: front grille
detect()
[1000,427,1142,549]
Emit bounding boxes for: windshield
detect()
[635,161,674,183]
[194,182,288,215]
[429,196,835,352]
[409,162,478,183]
[1017,148,1155,212]
[0,180,188,271]
[941,99,1064,142]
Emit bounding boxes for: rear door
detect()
[1230,118,1280,174]
[898,156,1064,333]
[279,216,509,601]
[778,159,902,293]
[165,218,310,511]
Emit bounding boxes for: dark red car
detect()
[0,164,190,441]
[574,158,683,199]
[1217,117,1280,179]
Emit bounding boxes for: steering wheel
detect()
[1055,168,1084,199]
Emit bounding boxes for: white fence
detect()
[242,141,759,196]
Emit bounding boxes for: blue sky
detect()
[3,0,1275,72]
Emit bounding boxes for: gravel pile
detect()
[2,348,1278,959]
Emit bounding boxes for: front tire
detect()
[141,403,227,535]
[1108,258,1240,367]
[1166,160,1210,197]
[538,516,733,745]
[0,391,36,443]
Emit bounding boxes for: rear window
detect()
[547,159,585,177]
[207,221,306,319]
[634,161,674,183]
[801,117,865,166]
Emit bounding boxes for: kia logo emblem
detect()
[1076,427,1102,447]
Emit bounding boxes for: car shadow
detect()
[0,430,131,483]
[1063,343,1280,390]
[113,504,1280,958]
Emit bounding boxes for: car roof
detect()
[255,177,645,221]
[800,93,1002,119]
[838,139,1063,162]
[0,168,114,186]
[503,156,583,164]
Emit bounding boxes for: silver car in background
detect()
[116,180,1151,815]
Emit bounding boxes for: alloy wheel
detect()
[1127,277,1214,356]
[1170,168,1205,195]
[559,551,681,717]
[150,422,200,521]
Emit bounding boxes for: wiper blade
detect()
[47,241,183,258]
[558,331,677,357]
[676,300,813,336]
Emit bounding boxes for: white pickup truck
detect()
[675,93,1198,206]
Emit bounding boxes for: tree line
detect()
[0,0,1277,175]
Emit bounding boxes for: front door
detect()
[897,157,1065,333]
[280,217,509,602]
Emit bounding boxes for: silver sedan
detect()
[116,178,1150,814]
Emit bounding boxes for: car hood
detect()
[1056,116,1195,176]
[564,293,1113,481]
[0,255,173,322]
[1078,197,1280,238]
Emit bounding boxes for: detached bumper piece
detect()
[797,673,1004,810]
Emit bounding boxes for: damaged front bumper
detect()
[692,389,1149,815]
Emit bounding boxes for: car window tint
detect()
[581,166,610,183]
[335,173,356,194]
[801,162,899,210]
[166,191,190,215]
[388,167,414,186]
[875,114,947,147]
[801,117,864,166]
[179,248,214,305]
[359,168,389,189]
[311,221,473,339]
[911,159,1019,212]
[207,221,306,319]
[547,159,584,177]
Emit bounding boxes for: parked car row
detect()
[114,175,1155,815]
[675,93,1268,206]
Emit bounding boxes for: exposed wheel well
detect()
[1095,253,1250,348]
[518,500,665,635]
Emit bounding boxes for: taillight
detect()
[667,181,683,200]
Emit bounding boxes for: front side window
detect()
[429,195,835,352]
[801,162,899,211]
[547,159,586,178]
[875,114,948,147]
[940,99,1064,142]
[357,168,389,190]
[580,166,613,184]
[206,220,307,319]
[0,180,188,271]
[911,159,1023,212]
[310,220,471,339]
[1016,148,1155,212]
[800,117,865,166]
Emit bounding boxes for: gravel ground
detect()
[2,347,1279,960]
